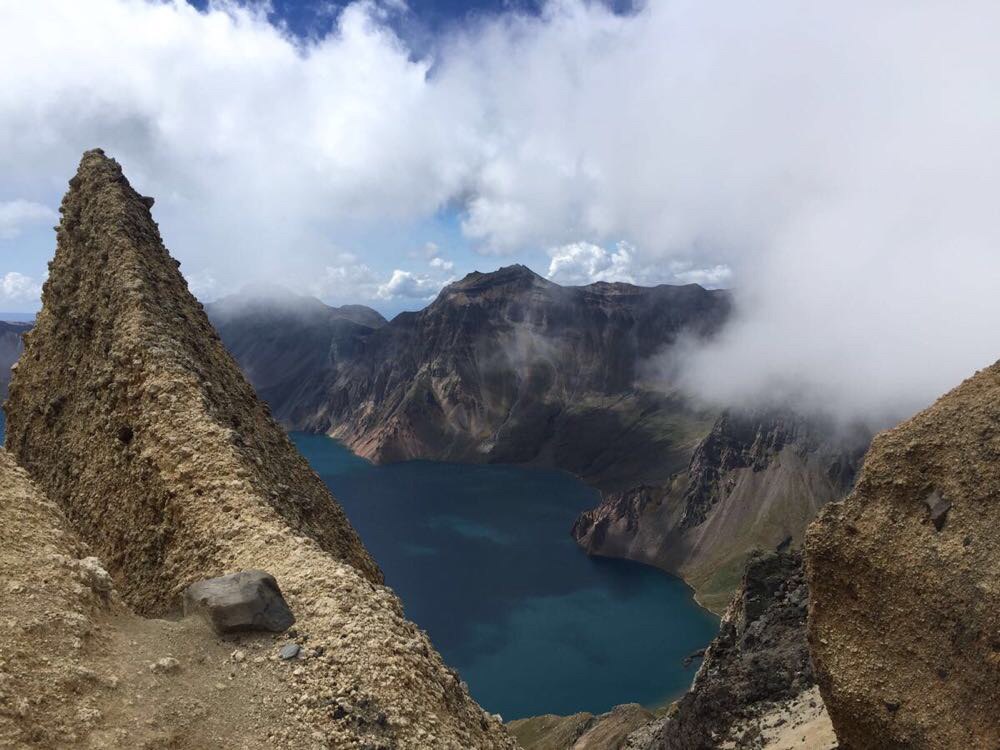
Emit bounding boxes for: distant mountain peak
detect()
[448,264,550,292]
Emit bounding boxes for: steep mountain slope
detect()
[633,551,834,750]
[212,276,870,609]
[3,150,516,749]
[807,360,1000,748]
[208,286,385,426]
[573,411,868,611]
[216,270,729,491]
[0,320,29,401]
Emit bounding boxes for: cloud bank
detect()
[0,273,44,306]
[2,0,1000,420]
[0,201,57,240]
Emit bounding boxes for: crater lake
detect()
[292,432,718,720]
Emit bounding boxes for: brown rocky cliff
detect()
[3,150,517,749]
[633,551,829,750]
[6,148,381,606]
[573,410,868,612]
[806,361,1000,748]
[214,264,728,492]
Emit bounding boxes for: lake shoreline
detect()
[294,431,719,719]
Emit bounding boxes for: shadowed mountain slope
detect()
[573,411,869,611]
[213,266,730,491]
[208,286,386,427]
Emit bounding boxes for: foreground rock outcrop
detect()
[573,411,868,611]
[630,551,834,750]
[0,447,368,748]
[2,150,516,749]
[806,362,1000,748]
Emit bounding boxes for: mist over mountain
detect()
[6,0,1000,430]
[210,268,871,610]
[212,266,729,486]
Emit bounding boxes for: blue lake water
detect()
[292,433,719,719]
[0,410,718,719]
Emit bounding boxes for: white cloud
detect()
[2,0,1000,420]
[0,272,42,305]
[0,200,56,240]
[377,269,452,300]
[547,241,731,289]
[429,256,454,272]
[547,241,638,286]
[307,252,454,303]
[182,268,220,300]
[411,242,441,260]
[668,263,732,288]
[310,255,383,303]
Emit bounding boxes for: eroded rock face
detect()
[806,362,1000,749]
[635,551,821,750]
[183,570,295,634]
[213,266,729,492]
[573,410,868,611]
[3,150,517,749]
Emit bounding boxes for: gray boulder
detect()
[183,570,295,634]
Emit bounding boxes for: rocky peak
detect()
[2,150,517,748]
[6,148,383,606]
[448,263,549,293]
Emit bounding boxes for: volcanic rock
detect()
[183,570,295,634]
[573,410,869,611]
[806,361,1000,748]
[633,550,827,749]
[2,150,517,749]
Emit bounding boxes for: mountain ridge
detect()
[1,149,516,748]
[210,273,870,611]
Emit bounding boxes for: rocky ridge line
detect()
[2,150,517,749]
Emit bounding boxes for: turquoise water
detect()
[0,410,718,719]
[292,433,718,719]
